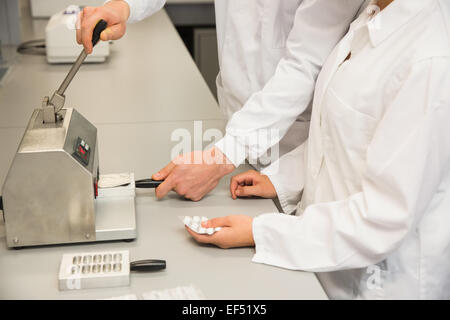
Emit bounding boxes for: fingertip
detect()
[154,187,163,200]
[206,216,228,228]
[185,226,197,239]
[84,44,93,54]
[229,187,235,199]
[185,227,208,244]
[152,172,162,180]
[155,162,175,180]
[100,30,108,41]
[155,180,173,200]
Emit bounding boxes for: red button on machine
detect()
[94,182,98,198]
[74,137,90,166]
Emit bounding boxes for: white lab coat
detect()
[124,0,368,167]
[255,0,450,299]
[214,0,367,167]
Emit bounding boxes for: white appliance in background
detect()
[45,5,109,64]
[30,0,104,18]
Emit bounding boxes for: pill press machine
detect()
[0,21,163,249]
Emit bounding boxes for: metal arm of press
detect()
[42,20,108,123]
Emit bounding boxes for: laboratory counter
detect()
[0,9,327,300]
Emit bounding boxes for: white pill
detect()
[190,223,199,232]
[199,227,206,234]
[215,227,222,232]
[183,216,192,225]
[201,216,208,222]
[193,216,201,223]
[207,228,214,235]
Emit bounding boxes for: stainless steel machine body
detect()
[2,108,136,248]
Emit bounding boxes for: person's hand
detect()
[152,148,235,201]
[230,170,277,199]
[76,0,130,54]
[186,215,254,249]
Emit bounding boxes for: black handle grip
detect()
[130,259,166,272]
[92,19,108,47]
[135,179,164,189]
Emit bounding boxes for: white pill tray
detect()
[58,250,130,290]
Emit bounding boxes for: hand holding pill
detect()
[182,216,222,235]
[183,215,255,249]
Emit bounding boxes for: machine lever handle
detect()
[50,19,109,113]
[130,259,166,272]
[135,179,164,188]
[91,19,108,47]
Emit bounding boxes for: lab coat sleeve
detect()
[215,0,366,167]
[252,58,450,272]
[123,0,166,23]
[261,142,307,214]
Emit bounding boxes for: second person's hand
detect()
[76,0,130,54]
[230,170,277,199]
[186,215,255,249]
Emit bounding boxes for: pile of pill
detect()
[183,216,222,235]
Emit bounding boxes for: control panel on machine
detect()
[73,137,90,166]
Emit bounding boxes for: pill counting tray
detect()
[59,250,130,290]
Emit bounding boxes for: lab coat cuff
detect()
[252,215,269,263]
[262,167,300,215]
[122,0,141,23]
[215,134,247,168]
[252,213,283,266]
[252,214,303,271]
